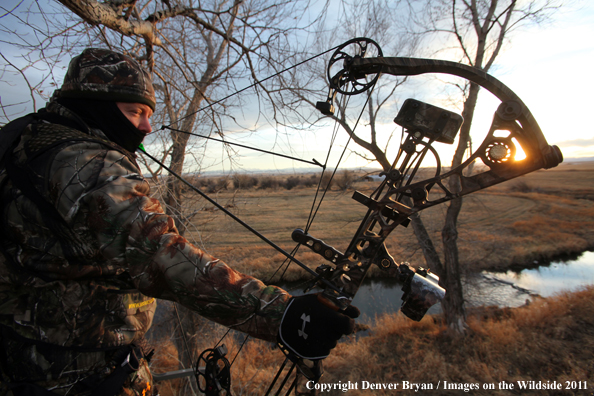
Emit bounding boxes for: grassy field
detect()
[149,161,594,395]
[180,160,594,282]
[314,285,594,395]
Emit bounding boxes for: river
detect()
[287,250,594,325]
[469,250,594,306]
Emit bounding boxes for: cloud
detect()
[556,138,594,148]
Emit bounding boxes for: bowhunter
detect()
[0,48,358,396]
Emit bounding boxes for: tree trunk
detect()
[162,1,237,235]
[165,129,192,234]
[403,196,443,274]
[438,81,481,333]
[441,196,467,334]
[164,83,210,234]
[172,305,203,395]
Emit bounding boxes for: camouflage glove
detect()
[278,294,360,360]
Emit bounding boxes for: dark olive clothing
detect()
[0,101,289,394]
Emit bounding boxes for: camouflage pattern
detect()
[0,335,153,396]
[0,101,290,393]
[58,48,156,111]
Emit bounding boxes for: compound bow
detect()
[153,37,563,395]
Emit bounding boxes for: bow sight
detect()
[395,99,464,145]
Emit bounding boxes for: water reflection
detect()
[280,251,594,326]
[351,279,406,323]
[282,278,440,325]
[483,251,594,298]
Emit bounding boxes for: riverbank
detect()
[317,285,594,395]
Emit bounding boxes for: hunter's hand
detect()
[278,293,360,360]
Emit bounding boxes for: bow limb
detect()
[297,50,564,321]
[348,57,563,169]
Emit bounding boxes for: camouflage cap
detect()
[59,48,156,111]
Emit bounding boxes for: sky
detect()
[1,0,593,174]
[200,0,594,172]
[482,0,594,160]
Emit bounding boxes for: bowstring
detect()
[304,90,374,233]
[258,85,379,396]
[277,84,377,281]
[148,41,378,389]
[263,94,348,286]
[212,89,378,396]
[303,93,349,233]
[159,43,345,378]
[265,91,352,286]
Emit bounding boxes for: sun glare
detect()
[512,138,527,161]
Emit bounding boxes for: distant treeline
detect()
[184,170,363,193]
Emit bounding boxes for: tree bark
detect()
[402,196,443,273]
[439,81,480,333]
[441,196,466,333]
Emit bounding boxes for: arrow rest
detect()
[291,228,445,321]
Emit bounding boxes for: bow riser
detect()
[306,53,564,317]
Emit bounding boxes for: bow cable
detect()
[161,126,324,168]
[263,91,349,285]
[259,87,380,396]
[137,146,344,295]
[267,86,377,287]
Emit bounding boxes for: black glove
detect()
[278,294,360,360]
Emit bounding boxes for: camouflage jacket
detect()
[0,101,290,350]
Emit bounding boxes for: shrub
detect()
[199,177,231,193]
[233,173,258,190]
[199,178,218,193]
[216,177,231,191]
[508,180,541,193]
[321,172,334,190]
[335,170,356,191]
[259,176,280,190]
[284,176,301,190]
[301,174,318,188]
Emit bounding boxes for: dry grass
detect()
[179,161,594,279]
[149,287,594,395]
[316,286,594,395]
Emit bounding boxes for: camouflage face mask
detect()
[58,98,147,152]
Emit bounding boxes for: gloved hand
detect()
[278,294,360,360]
